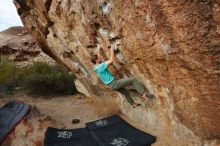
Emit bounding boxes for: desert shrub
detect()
[0,59,26,94]
[23,62,77,95]
[0,59,77,96]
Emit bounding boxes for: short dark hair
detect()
[91,54,98,64]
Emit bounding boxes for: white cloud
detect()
[0,0,23,31]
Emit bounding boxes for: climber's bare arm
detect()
[106,45,115,66]
[96,45,104,62]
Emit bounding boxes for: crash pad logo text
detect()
[110,138,130,146]
[95,120,108,127]
[57,131,72,138]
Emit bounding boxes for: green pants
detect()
[109,77,147,104]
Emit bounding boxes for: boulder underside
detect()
[13,0,220,145]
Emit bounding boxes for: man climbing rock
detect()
[91,43,153,108]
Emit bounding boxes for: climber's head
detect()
[91,54,100,65]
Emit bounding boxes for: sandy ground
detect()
[0,93,118,129]
[0,93,121,146]
[0,94,203,146]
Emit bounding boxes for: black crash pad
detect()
[0,100,30,144]
[44,127,99,146]
[86,115,156,146]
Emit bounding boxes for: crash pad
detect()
[0,100,30,144]
[86,115,156,146]
[44,127,99,146]
[45,115,156,146]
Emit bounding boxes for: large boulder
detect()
[13,0,220,144]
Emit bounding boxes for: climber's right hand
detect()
[97,44,101,50]
[110,44,115,50]
[95,44,102,55]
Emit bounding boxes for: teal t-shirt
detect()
[93,62,114,84]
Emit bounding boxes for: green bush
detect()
[24,62,77,95]
[0,60,77,96]
[0,59,26,94]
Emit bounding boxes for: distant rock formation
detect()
[0,26,54,67]
[13,0,220,145]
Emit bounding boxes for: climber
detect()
[91,43,153,107]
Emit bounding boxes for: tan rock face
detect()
[0,26,54,67]
[14,0,220,143]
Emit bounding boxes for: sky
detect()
[0,0,23,31]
